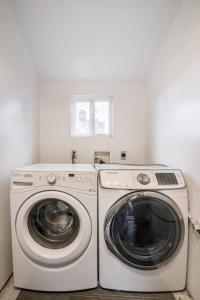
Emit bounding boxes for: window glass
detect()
[71,96,112,137]
[75,102,90,135]
[95,101,110,135]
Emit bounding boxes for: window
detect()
[71,95,113,137]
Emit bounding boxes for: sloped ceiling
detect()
[9,0,182,80]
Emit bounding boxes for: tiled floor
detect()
[173,291,192,300]
[0,278,19,300]
[0,278,192,300]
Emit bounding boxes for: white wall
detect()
[40,81,146,164]
[8,0,182,81]
[0,0,39,288]
[147,1,200,299]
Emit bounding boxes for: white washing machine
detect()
[10,164,97,291]
[97,166,188,292]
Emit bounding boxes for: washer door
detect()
[104,191,184,270]
[16,191,92,267]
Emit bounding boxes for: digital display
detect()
[155,173,178,185]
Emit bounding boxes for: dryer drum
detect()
[104,191,185,270]
[28,199,80,249]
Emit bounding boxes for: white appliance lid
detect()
[13,164,96,172]
[95,163,168,170]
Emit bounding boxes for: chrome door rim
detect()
[104,191,185,270]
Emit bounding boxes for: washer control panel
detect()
[100,169,185,190]
[11,171,96,192]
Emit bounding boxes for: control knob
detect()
[137,173,150,185]
[47,174,56,184]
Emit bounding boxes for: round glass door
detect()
[104,191,184,270]
[16,191,92,267]
[28,199,80,249]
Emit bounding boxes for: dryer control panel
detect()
[100,169,185,190]
[11,171,97,192]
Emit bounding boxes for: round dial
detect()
[137,173,150,185]
[47,174,56,184]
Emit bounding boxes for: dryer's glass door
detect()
[105,191,184,270]
[28,199,80,249]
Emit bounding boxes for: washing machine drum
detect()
[16,191,92,267]
[104,191,185,270]
[28,199,80,249]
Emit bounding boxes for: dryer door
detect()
[16,191,92,267]
[104,191,184,270]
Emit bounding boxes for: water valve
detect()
[72,150,77,164]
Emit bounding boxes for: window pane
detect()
[75,102,90,135]
[95,101,110,135]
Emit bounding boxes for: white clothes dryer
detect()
[10,164,97,291]
[97,166,188,292]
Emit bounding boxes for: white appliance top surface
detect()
[13,164,95,172]
[95,163,168,170]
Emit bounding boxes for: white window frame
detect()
[71,95,113,137]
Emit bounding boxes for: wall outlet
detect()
[121,151,127,160]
